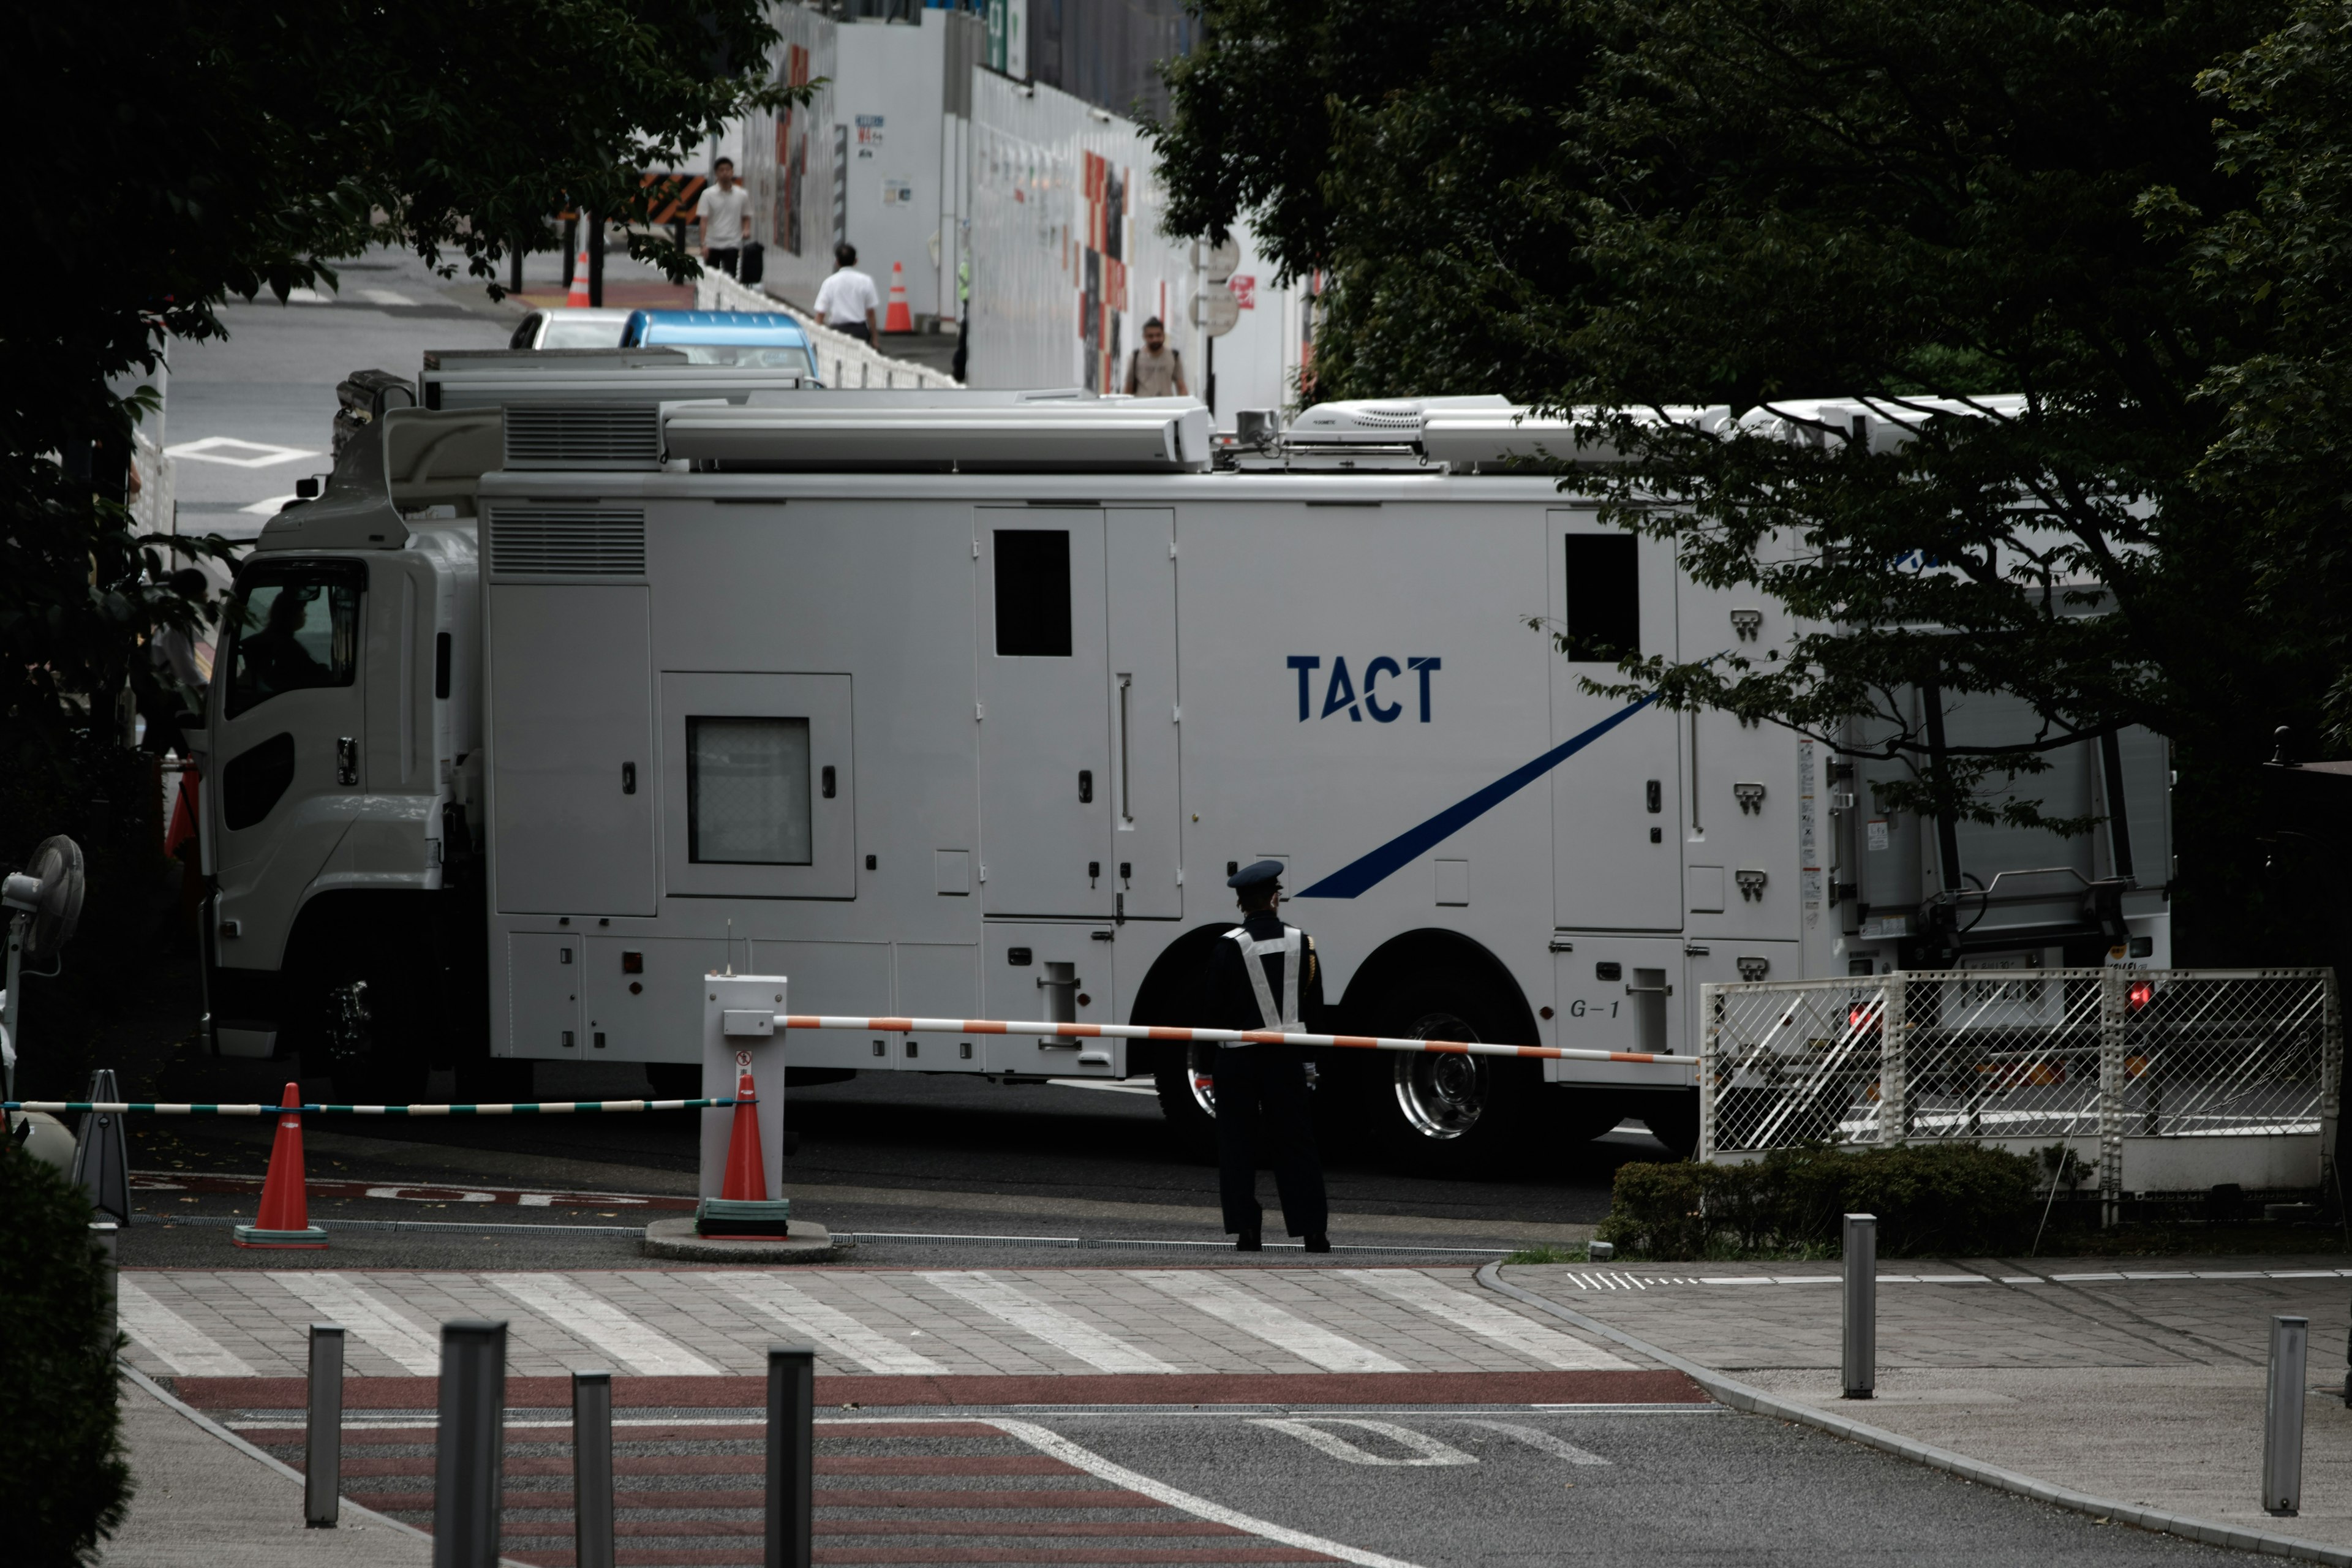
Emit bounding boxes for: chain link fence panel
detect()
[1702,969,2340,1208]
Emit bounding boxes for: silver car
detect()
[507,307,633,350]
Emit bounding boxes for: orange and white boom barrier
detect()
[773,1015,1696,1066]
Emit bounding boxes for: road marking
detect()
[1128,1270,1406,1372]
[166,435,319,469]
[116,1278,255,1376]
[707,1274,946,1374]
[484,1274,720,1376]
[1253,1417,1477,1466]
[359,288,417,306]
[239,495,298,516]
[266,1273,439,1374]
[1454,1419,1611,1464]
[992,1417,1425,1568]
[920,1272,1177,1373]
[284,287,331,303]
[1339,1270,1632,1370]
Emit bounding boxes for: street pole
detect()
[434,1319,508,1568]
[1842,1213,1876,1399]
[572,1369,614,1568]
[766,1344,814,1568]
[2264,1314,2309,1516]
[306,1324,345,1528]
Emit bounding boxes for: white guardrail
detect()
[695,268,960,390]
[1700,968,2342,1214]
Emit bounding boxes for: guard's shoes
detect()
[1303,1233,1332,1254]
[1236,1230,1264,1251]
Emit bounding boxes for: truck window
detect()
[687,716,813,864]
[222,563,362,718]
[1564,533,1639,662]
[995,530,1072,656]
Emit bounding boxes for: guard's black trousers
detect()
[1213,1044,1329,1237]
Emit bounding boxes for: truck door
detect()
[209,557,370,966]
[1550,514,1684,931]
[487,581,657,916]
[976,507,1114,918]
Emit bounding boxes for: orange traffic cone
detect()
[567,238,593,308]
[233,1083,327,1248]
[695,1069,792,1238]
[883,261,914,334]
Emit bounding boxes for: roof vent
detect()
[488,507,647,578]
[503,404,662,469]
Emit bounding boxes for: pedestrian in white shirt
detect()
[812,243,881,343]
[698,158,750,276]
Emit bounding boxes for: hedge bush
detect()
[0,1139,132,1564]
[1595,1142,2042,1259]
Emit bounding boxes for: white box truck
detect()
[192,365,2170,1172]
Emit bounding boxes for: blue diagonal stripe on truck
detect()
[1296,692,1660,900]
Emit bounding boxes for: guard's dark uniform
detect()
[1202,862,1329,1247]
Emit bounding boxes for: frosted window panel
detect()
[688,716,812,864]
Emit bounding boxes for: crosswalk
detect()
[117,1266,1633,1381]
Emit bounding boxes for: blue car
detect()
[621,310,818,380]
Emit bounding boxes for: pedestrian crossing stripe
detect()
[113,1267,1619,1381]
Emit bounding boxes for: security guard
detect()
[1202,860,1330,1252]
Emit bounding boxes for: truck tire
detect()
[1152,1042,1219,1163]
[1637,1089,1701,1160]
[1359,977,1538,1177]
[308,962,428,1106]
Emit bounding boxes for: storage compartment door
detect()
[1107,507,1182,919]
[976,508,1114,917]
[1550,514,1684,930]
[659,672,855,899]
[489,584,657,914]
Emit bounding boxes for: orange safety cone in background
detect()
[883,261,914,333]
[720,1069,767,1202]
[567,238,593,308]
[695,1067,793,1239]
[233,1083,328,1248]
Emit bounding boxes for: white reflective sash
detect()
[1224,925,1303,1033]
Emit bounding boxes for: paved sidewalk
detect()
[1503,1256,2352,1551]
[103,1374,427,1567]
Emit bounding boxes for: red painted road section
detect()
[179,1370,1705,1409]
[200,1373,1706,1566]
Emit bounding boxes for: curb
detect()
[116,1363,545,1564]
[1474,1262,2351,1564]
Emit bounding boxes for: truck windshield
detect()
[222,562,363,718]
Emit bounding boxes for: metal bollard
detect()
[572,1370,615,1568]
[1842,1213,1876,1399]
[766,1344,815,1568]
[306,1324,345,1528]
[89,1220,119,1355]
[434,1319,508,1568]
[2264,1314,2310,1516]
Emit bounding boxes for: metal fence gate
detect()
[1699,968,2341,1219]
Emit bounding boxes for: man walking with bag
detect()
[1123,317,1189,397]
[1202,860,1330,1253]
[698,158,750,277]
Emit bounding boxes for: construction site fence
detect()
[1700,968,2341,1216]
[695,268,960,390]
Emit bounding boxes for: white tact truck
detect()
[193,358,2172,1171]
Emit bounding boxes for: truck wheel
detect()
[1363,988,1537,1177]
[1638,1089,1701,1160]
[310,968,428,1106]
[1152,1042,1219,1162]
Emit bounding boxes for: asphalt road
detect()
[1035,1406,2253,1566]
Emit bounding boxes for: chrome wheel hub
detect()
[1393,1011,1487,1139]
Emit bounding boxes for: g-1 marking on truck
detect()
[190,361,2171,1172]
